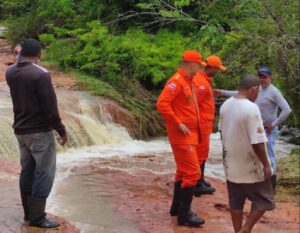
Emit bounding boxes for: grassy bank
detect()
[276,148,300,203]
[44,61,165,139]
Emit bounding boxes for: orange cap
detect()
[182,50,207,67]
[206,55,226,71]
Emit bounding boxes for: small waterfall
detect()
[0,114,19,159]
[0,85,19,159]
[0,83,132,160]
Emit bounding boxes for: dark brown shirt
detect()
[6,62,66,137]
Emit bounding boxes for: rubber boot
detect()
[194,161,216,197]
[170,181,197,216]
[28,197,60,229]
[22,194,46,221]
[21,193,29,221]
[170,181,182,216]
[201,161,211,187]
[177,186,205,227]
[203,179,211,187]
[201,161,216,193]
[194,180,215,197]
[271,174,277,192]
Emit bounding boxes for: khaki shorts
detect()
[226,179,275,211]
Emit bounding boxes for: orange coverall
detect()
[157,68,201,188]
[193,70,215,166]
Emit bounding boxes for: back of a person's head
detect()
[21,38,42,57]
[239,75,260,90]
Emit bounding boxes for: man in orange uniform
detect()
[157,50,206,227]
[193,55,226,196]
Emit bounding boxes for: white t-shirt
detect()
[219,97,269,183]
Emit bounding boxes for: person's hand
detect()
[213,89,222,97]
[263,165,272,180]
[178,123,190,136]
[58,132,68,145]
[265,124,273,134]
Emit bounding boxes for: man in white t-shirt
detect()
[219,75,274,233]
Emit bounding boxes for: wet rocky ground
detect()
[0,159,80,233]
[1,154,299,233]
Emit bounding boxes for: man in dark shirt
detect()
[6,38,67,229]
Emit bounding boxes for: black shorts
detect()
[226,179,275,211]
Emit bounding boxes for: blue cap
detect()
[257,67,272,76]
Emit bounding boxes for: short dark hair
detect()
[239,75,260,90]
[21,38,42,57]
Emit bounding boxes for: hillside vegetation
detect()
[1,0,299,136]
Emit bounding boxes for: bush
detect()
[40,21,201,89]
[3,0,298,128]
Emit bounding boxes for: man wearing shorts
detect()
[214,67,291,190]
[219,75,274,233]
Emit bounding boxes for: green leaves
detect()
[39,33,55,44]
[136,3,154,10]
[41,22,194,88]
[3,0,298,127]
[174,0,191,8]
[158,9,180,18]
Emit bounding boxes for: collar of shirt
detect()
[177,68,193,85]
[16,62,32,67]
[177,68,189,78]
[198,70,212,86]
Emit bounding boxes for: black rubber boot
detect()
[201,161,211,187]
[177,187,205,227]
[194,161,216,197]
[21,193,29,221]
[170,181,197,217]
[28,198,60,229]
[271,174,277,192]
[170,181,182,216]
[202,179,211,187]
[200,160,210,187]
[194,180,215,197]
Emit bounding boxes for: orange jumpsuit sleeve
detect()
[156,79,181,126]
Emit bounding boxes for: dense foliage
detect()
[1,0,299,129]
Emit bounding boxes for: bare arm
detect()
[252,143,272,179]
[247,105,272,179]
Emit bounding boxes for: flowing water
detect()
[0,82,132,159]
[0,82,297,233]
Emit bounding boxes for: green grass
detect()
[71,72,125,104]
[276,148,300,202]
[43,61,126,106]
[0,20,8,26]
